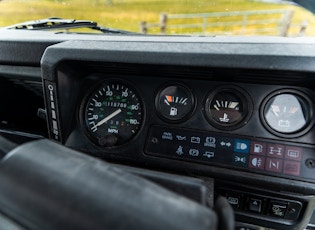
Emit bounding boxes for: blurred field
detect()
[0,0,314,36]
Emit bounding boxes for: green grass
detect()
[0,0,314,36]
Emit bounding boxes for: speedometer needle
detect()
[92,109,122,130]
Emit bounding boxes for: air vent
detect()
[8,78,43,97]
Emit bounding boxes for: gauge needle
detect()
[214,105,220,111]
[92,109,122,130]
[271,107,279,117]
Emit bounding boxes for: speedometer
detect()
[82,81,143,147]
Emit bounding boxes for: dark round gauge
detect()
[83,81,143,147]
[155,84,195,122]
[204,86,252,130]
[262,91,312,135]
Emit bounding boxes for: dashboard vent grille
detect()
[8,79,43,97]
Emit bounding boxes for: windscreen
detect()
[1,0,315,36]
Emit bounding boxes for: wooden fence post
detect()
[298,20,308,36]
[140,21,147,34]
[160,13,168,34]
[279,10,294,37]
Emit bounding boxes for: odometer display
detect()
[83,81,143,147]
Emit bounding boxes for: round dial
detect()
[262,92,311,134]
[204,87,252,130]
[155,84,195,122]
[83,81,143,147]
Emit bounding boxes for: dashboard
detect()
[1,30,315,229]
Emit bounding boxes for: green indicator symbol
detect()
[121,99,127,103]
[116,96,121,100]
[109,97,113,101]
[127,112,132,115]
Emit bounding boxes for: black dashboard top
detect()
[1,29,315,68]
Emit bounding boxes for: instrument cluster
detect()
[42,58,315,184]
[79,77,314,148]
[73,74,315,182]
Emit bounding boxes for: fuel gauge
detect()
[204,86,252,130]
[155,84,195,122]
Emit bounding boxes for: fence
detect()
[140,9,307,36]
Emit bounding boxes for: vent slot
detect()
[8,79,43,97]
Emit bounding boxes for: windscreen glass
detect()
[1,0,315,36]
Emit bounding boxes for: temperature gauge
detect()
[204,86,252,130]
[155,84,195,122]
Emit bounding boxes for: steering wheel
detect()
[0,135,234,230]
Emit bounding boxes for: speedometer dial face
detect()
[83,81,143,147]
